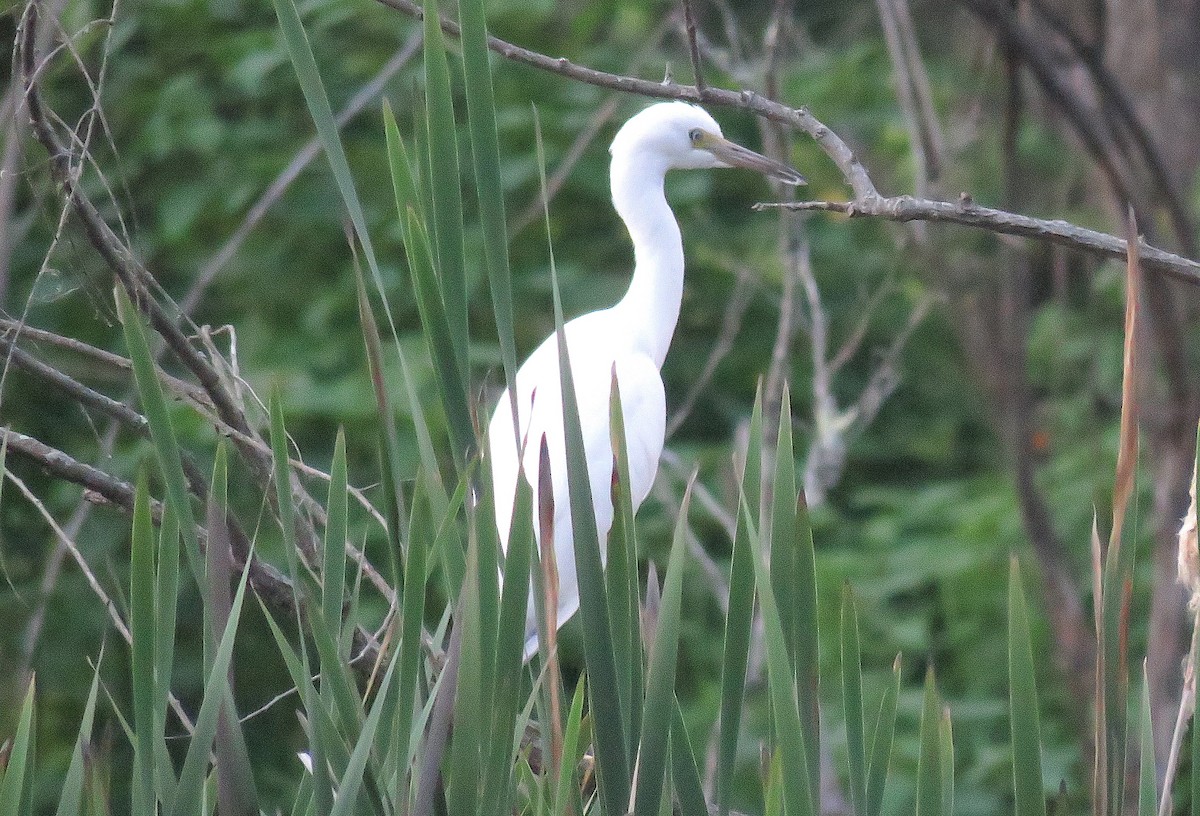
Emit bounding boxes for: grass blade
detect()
[447,521,485,816]
[633,481,692,816]
[772,385,820,806]
[1193,622,1200,816]
[169,544,254,816]
[458,0,518,425]
[1100,210,1144,816]
[0,678,35,816]
[54,648,102,816]
[1138,666,1156,816]
[916,667,943,816]
[355,257,409,580]
[717,387,763,815]
[738,488,814,816]
[392,467,431,783]
[771,384,798,662]
[671,698,709,816]
[328,640,404,816]
[421,0,468,371]
[130,471,158,813]
[842,584,867,816]
[54,652,102,816]
[270,0,396,337]
[115,287,202,587]
[866,654,901,816]
[154,504,181,760]
[483,462,535,815]
[553,678,588,816]
[404,208,475,463]
[940,707,954,816]
[1009,557,1046,816]
[323,428,349,647]
[169,540,256,816]
[608,367,644,754]
[207,445,258,816]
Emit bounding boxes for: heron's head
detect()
[610,101,805,185]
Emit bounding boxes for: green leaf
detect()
[633,482,692,816]
[940,706,954,816]
[54,650,103,816]
[447,520,485,816]
[115,287,202,589]
[772,385,820,807]
[421,0,468,373]
[153,500,181,773]
[717,387,763,816]
[0,678,35,816]
[169,547,255,816]
[771,384,799,663]
[355,259,408,582]
[1193,623,1200,816]
[671,698,709,816]
[608,367,644,755]
[866,655,900,816]
[392,467,430,782]
[482,462,535,816]
[553,679,588,816]
[270,0,396,339]
[404,208,475,464]
[327,638,404,816]
[323,428,349,646]
[1008,557,1046,816]
[130,471,158,814]
[916,668,942,816]
[458,0,519,421]
[207,445,258,816]
[841,584,867,816]
[738,489,814,816]
[1138,668,1156,816]
[258,600,340,813]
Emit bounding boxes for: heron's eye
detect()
[688,128,703,144]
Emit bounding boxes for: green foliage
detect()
[2,0,1186,814]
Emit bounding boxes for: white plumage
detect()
[488,102,804,657]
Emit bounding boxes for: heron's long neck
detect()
[611,150,683,368]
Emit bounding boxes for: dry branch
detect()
[16,0,390,670]
[757,197,1200,284]
[373,0,1200,284]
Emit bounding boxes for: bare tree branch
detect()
[757,197,1200,283]
[372,0,1200,284]
[680,0,706,93]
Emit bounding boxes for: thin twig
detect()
[681,0,707,94]
[4,467,197,736]
[827,276,896,374]
[0,320,390,537]
[757,197,1200,284]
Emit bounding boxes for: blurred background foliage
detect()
[1,0,1193,812]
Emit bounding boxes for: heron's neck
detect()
[611,150,683,368]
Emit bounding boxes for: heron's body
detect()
[488,102,803,656]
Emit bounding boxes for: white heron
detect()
[488,101,805,657]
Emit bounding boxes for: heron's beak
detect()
[706,136,806,186]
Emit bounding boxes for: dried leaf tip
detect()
[1177,427,1200,609]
